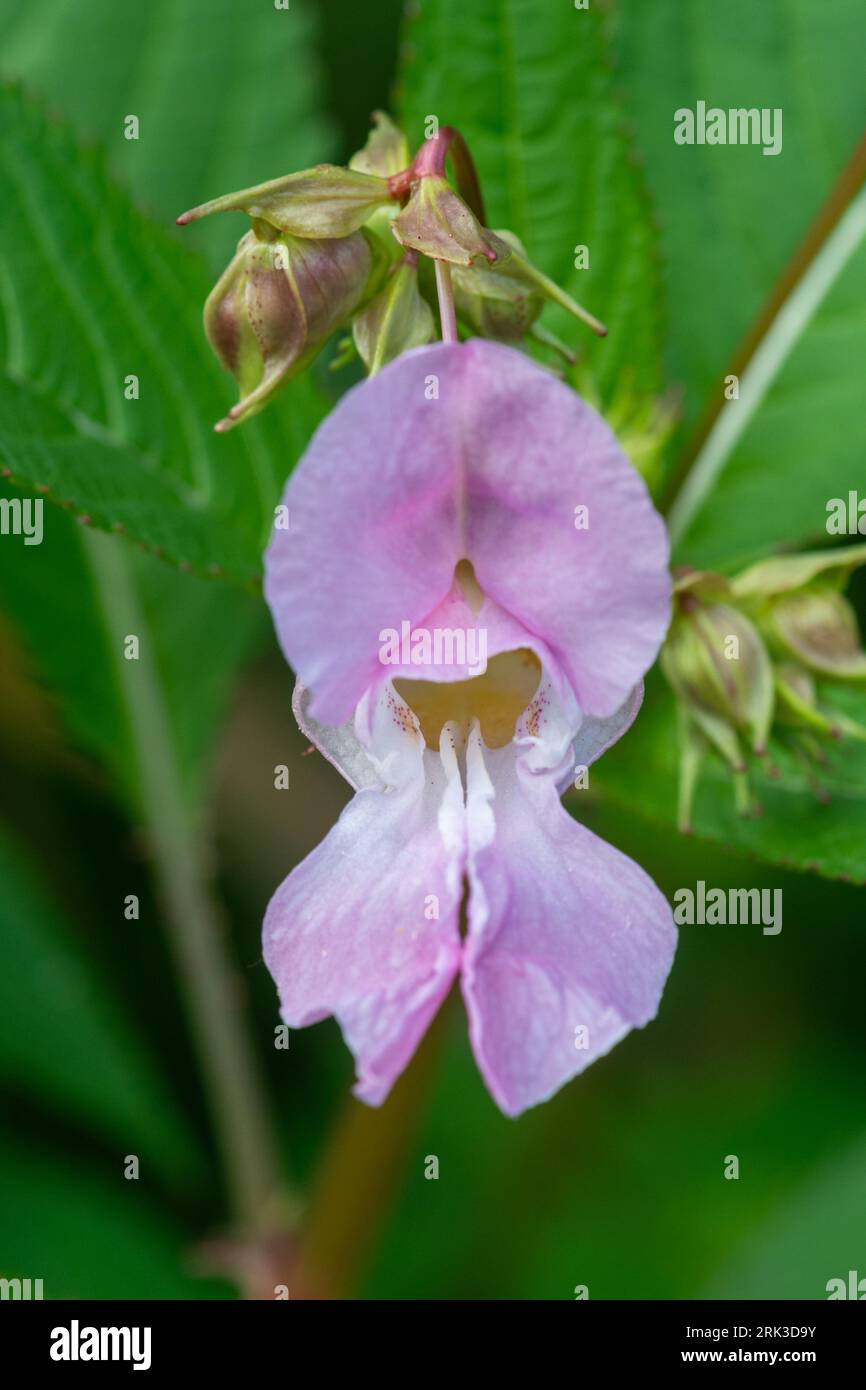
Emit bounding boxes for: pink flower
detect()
[263,340,676,1116]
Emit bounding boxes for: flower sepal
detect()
[352,253,435,375]
[391,173,507,267]
[349,110,411,178]
[178,164,394,239]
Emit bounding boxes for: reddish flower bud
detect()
[205,229,384,429]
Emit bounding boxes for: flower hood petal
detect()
[265,339,670,726]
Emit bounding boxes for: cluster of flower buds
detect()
[177,112,606,430]
[661,544,866,830]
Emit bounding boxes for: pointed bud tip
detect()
[214,417,233,434]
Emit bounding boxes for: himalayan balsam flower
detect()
[263,340,676,1116]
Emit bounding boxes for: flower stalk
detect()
[434,259,458,342]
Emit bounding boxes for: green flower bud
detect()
[663,597,773,830]
[177,164,394,239]
[671,568,731,600]
[661,600,774,757]
[452,229,607,340]
[451,230,542,339]
[767,589,866,679]
[774,662,835,735]
[352,255,435,375]
[349,110,411,178]
[731,543,866,599]
[205,229,383,430]
[666,551,866,831]
[775,662,866,742]
[391,175,506,267]
[732,544,866,679]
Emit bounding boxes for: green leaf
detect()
[668,184,866,568]
[0,484,132,777]
[0,0,335,272]
[611,0,866,565]
[0,375,257,581]
[614,0,866,436]
[0,833,200,1185]
[593,673,866,884]
[0,1134,229,1298]
[705,1133,866,1298]
[398,0,664,406]
[362,975,866,1298]
[0,83,327,585]
[0,483,261,810]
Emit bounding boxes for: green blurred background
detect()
[1,0,864,1300]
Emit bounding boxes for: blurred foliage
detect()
[0,0,335,272]
[705,1133,866,1299]
[0,833,198,1180]
[399,0,665,411]
[612,0,866,441]
[0,1133,230,1298]
[0,487,262,811]
[0,0,864,1302]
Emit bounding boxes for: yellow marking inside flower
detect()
[454,558,484,613]
[395,648,541,750]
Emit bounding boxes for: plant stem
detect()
[84,531,285,1249]
[445,128,488,224]
[435,259,458,343]
[412,124,454,179]
[389,125,488,225]
[293,991,455,1298]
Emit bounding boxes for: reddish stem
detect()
[387,126,488,224]
[445,128,487,224]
